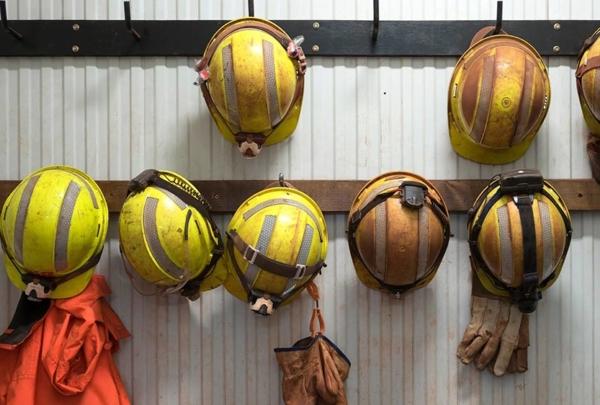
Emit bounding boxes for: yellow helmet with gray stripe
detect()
[118,170,225,300]
[196,18,306,158]
[468,169,572,313]
[0,165,108,299]
[222,181,327,315]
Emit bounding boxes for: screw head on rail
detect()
[313,21,320,30]
[72,45,80,53]
[553,45,560,53]
[72,23,80,31]
[553,22,561,30]
[312,44,320,52]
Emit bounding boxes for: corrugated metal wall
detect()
[1,0,599,404]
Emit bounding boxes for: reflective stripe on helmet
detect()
[71,171,99,209]
[222,44,241,132]
[242,197,324,241]
[374,202,387,281]
[244,214,277,287]
[283,223,314,293]
[538,200,554,281]
[143,196,186,279]
[496,205,514,284]
[54,181,81,272]
[470,54,495,143]
[13,174,40,264]
[513,59,535,143]
[416,207,430,280]
[262,39,281,127]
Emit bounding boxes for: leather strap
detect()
[578,28,600,61]
[576,55,600,78]
[227,230,323,279]
[226,239,320,308]
[576,28,600,100]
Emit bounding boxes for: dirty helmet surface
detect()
[468,169,572,313]
[0,165,108,300]
[348,172,450,297]
[196,17,306,158]
[222,181,327,315]
[448,27,551,164]
[119,169,225,300]
[575,28,600,183]
[576,27,600,136]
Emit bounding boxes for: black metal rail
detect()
[0,19,597,57]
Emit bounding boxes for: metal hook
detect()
[493,1,503,35]
[371,0,379,41]
[124,1,142,40]
[0,1,22,40]
[278,173,285,187]
[248,0,255,17]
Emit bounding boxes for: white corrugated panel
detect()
[0,0,599,404]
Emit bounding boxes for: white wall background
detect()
[1,0,599,404]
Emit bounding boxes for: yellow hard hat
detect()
[468,169,572,313]
[448,28,551,164]
[347,172,450,297]
[119,170,225,300]
[222,181,327,315]
[0,165,108,299]
[576,28,600,136]
[196,18,306,158]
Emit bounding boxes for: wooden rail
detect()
[1,179,598,214]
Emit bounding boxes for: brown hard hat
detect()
[347,172,450,297]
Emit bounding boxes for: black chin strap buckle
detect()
[21,274,56,301]
[401,182,426,208]
[128,169,158,194]
[516,272,541,313]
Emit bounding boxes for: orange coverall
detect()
[0,275,131,405]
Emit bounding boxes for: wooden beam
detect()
[0,179,598,214]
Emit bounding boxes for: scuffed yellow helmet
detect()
[448,28,551,164]
[0,166,108,299]
[222,181,327,315]
[576,28,600,136]
[119,169,225,300]
[468,169,572,313]
[196,18,306,158]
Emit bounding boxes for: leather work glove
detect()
[457,275,529,376]
[587,135,600,183]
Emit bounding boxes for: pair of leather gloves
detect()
[457,275,529,376]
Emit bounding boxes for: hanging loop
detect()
[493,1,503,35]
[248,0,255,17]
[0,1,23,40]
[124,1,142,40]
[371,0,379,41]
